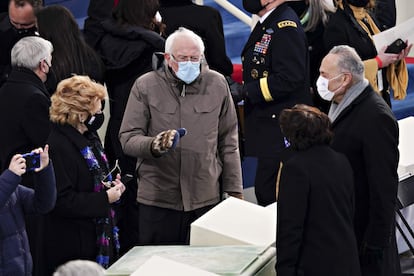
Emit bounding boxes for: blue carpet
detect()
[44,0,89,29]
[391,64,414,120]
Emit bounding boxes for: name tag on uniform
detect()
[277,20,297,29]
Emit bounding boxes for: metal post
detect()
[213,0,252,26]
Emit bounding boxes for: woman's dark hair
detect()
[36,5,104,92]
[279,104,333,150]
[113,0,165,33]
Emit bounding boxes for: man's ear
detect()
[39,59,47,73]
[343,72,353,87]
[164,53,171,61]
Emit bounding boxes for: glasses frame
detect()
[170,54,202,64]
[101,159,121,188]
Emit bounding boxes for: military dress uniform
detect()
[241,2,311,206]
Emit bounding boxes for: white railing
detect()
[194,0,254,27]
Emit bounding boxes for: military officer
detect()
[241,0,311,206]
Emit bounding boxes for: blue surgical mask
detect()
[175,61,200,84]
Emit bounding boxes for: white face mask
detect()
[316,74,343,101]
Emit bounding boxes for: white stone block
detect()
[190,197,276,247]
[131,256,218,276]
[398,117,414,179]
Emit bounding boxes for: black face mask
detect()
[346,0,369,7]
[288,1,308,18]
[243,0,264,14]
[45,71,57,94]
[12,25,37,38]
[85,112,105,132]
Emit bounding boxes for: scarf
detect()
[338,2,408,100]
[80,141,120,269]
[328,78,369,122]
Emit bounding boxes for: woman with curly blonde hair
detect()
[44,75,125,275]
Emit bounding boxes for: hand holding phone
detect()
[22,152,41,172]
[385,38,407,54]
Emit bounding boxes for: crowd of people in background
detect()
[0,0,412,275]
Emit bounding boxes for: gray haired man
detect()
[0,35,53,276]
[318,45,400,276]
[0,35,53,171]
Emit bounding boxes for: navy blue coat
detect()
[0,163,56,276]
[241,3,311,157]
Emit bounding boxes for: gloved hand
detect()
[225,76,246,103]
[151,128,187,157]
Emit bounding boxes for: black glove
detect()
[151,128,187,157]
[225,76,246,103]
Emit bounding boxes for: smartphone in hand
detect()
[385,38,407,54]
[22,152,41,171]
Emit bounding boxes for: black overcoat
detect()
[95,19,165,175]
[323,5,391,104]
[331,85,401,276]
[277,145,361,276]
[324,6,377,63]
[0,67,50,172]
[43,124,113,274]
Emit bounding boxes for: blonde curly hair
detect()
[50,75,107,128]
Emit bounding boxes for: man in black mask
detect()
[0,35,53,276]
[0,0,42,87]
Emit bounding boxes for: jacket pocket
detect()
[149,101,178,132]
[193,100,221,135]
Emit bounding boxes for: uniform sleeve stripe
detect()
[260,77,273,102]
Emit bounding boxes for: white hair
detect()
[165,27,205,55]
[53,260,105,276]
[11,36,53,71]
[329,45,365,83]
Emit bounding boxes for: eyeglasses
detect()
[101,159,121,188]
[171,54,201,63]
